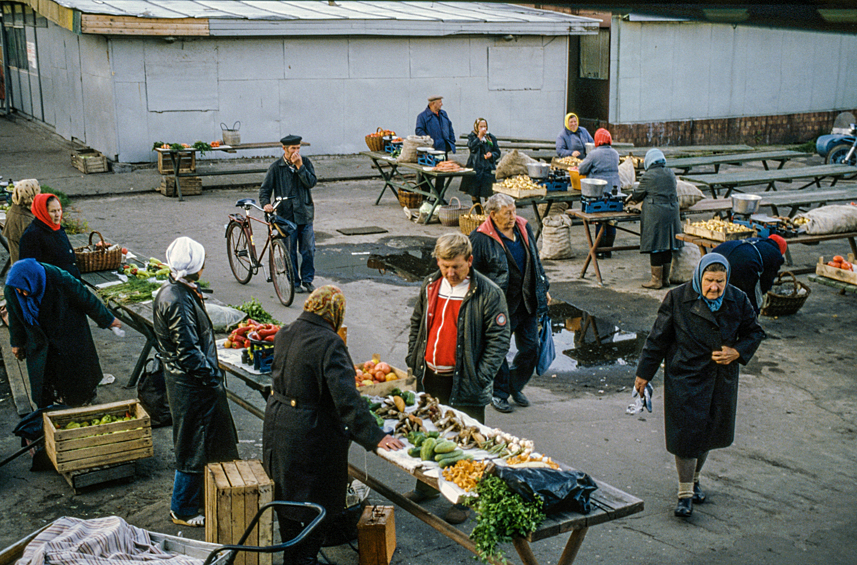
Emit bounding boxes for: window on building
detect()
[579,28,609,80]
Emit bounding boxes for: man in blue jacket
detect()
[416,95,456,154]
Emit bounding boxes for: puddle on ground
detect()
[314,236,436,285]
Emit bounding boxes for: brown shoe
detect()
[642,266,664,289]
[443,504,471,525]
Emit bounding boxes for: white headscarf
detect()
[166,237,205,280]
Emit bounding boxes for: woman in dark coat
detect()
[152,237,239,527]
[634,253,765,518]
[578,128,621,257]
[18,193,81,279]
[5,259,119,408]
[627,148,683,288]
[263,286,403,565]
[459,118,501,205]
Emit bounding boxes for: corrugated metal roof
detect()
[54,0,600,35]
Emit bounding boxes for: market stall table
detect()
[666,150,810,174]
[680,164,857,198]
[676,232,857,269]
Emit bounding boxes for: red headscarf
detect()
[594,128,612,147]
[31,193,62,231]
[768,234,787,255]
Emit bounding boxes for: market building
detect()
[0,0,599,163]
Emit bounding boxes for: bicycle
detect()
[225,197,298,306]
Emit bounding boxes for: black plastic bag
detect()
[13,405,69,471]
[492,466,598,514]
[137,357,172,428]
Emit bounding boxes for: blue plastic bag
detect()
[536,313,556,375]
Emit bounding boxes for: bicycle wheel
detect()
[226,222,253,284]
[270,238,295,306]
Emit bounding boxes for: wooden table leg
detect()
[420,175,450,225]
[849,236,857,258]
[373,160,400,205]
[513,538,540,565]
[579,220,604,284]
[531,201,550,240]
[171,153,184,202]
[556,527,589,565]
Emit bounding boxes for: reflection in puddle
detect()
[366,247,436,283]
[313,237,437,285]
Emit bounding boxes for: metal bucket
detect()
[580,178,608,199]
[526,162,550,179]
[732,194,762,215]
[220,121,241,146]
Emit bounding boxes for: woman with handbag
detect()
[18,193,81,279]
[459,118,501,206]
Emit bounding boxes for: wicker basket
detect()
[74,231,123,273]
[459,203,487,235]
[760,271,811,317]
[397,188,423,208]
[438,197,467,227]
[365,127,385,152]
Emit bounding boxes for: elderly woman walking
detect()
[153,237,239,528]
[634,253,765,517]
[627,148,683,288]
[2,179,40,264]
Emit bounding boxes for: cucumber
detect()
[420,437,437,461]
[438,452,467,467]
[435,449,462,462]
[408,447,422,458]
[434,440,458,454]
[427,431,440,439]
[413,434,426,447]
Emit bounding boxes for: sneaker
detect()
[491,397,513,413]
[303,282,316,293]
[294,285,306,294]
[402,490,439,504]
[443,504,471,525]
[170,511,205,527]
[511,391,530,407]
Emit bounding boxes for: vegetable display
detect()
[229,298,280,325]
[96,278,161,304]
[688,218,753,234]
[827,254,853,271]
[355,355,405,387]
[496,175,543,192]
[64,411,135,429]
[225,320,280,349]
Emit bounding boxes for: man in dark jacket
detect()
[470,193,550,413]
[260,134,318,293]
[405,232,510,523]
[415,95,456,154]
[153,237,239,528]
[713,235,786,315]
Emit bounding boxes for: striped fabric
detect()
[18,516,204,565]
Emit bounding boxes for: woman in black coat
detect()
[153,237,239,527]
[459,118,501,205]
[18,193,81,279]
[263,286,403,565]
[634,253,765,518]
[5,259,119,408]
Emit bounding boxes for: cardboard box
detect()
[357,506,396,565]
[43,400,153,473]
[205,460,274,565]
[355,364,415,397]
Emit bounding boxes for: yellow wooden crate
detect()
[683,220,755,242]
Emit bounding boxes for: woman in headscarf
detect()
[578,128,621,257]
[4,258,120,408]
[18,193,81,279]
[459,118,501,207]
[263,286,403,565]
[2,179,41,264]
[634,253,765,518]
[627,148,683,288]
[555,112,594,158]
[152,237,239,528]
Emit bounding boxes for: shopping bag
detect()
[137,357,172,428]
[536,313,555,375]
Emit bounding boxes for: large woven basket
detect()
[438,197,467,227]
[760,271,811,317]
[459,202,487,235]
[74,231,122,273]
[397,188,423,208]
[365,127,385,152]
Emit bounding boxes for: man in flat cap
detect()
[260,135,318,293]
[416,96,456,155]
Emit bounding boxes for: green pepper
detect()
[373,413,384,428]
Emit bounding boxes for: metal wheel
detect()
[270,238,295,306]
[226,222,253,284]
[826,143,857,166]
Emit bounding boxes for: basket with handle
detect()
[365,127,385,152]
[760,271,811,317]
[438,196,467,227]
[74,231,123,273]
[396,188,423,208]
[220,121,241,146]
[459,202,487,235]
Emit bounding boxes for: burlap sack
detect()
[669,243,701,284]
[537,201,570,218]
[400,135,433,163]
[618,157,636,190]
[538,214,574,260]
[495,149,538,180]
[795,204,857,235]
[676,180,706,209]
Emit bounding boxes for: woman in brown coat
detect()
[2,178,40,264]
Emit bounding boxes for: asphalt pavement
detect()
[1,116,856,565]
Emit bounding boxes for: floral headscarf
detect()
[304,285,346,331]
[31,193,61,231]
[564,113,579,132]
[12,179,41,206]
[594,128,612,147]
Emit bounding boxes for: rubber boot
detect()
[642,266,664,289]
[662,263,672,288]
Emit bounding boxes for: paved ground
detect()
[1,116,856,565]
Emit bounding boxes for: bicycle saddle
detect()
[236,198,257,208]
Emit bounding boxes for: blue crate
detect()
[418,153,444,167]
[581,199,625,213]
[384,141,403,154]
[538,178,570,192]
[249,341,275,373]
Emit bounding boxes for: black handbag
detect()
[137,357,172,428]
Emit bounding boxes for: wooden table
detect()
[680,164,857,198]
[677,231,857,268]
[565,210,647,285]
[666,150,810,174]
[361,151,475,224]
[680,188,857,219]
[511,191,581,239]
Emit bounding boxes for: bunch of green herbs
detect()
[97,278,161,304]
[229,297,280,325]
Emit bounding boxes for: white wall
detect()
[109,34,569,163]
[609,18,857,124]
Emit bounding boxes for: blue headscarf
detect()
[644,148,666,171]
[6,259,47,326]
[692,253,730,312]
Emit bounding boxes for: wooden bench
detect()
[680,164,857,198]
[666,150,810,174]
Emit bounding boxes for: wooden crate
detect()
[158,176,203,197]
[492,183,547,199]
[205,460,274,565]
[816,254,857,285]
[357,506,396,565]
[158,150,196,174]
[43,400,153,473]
[71,149,109,174]
[683,220,755,242]
[355,364,415,396]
